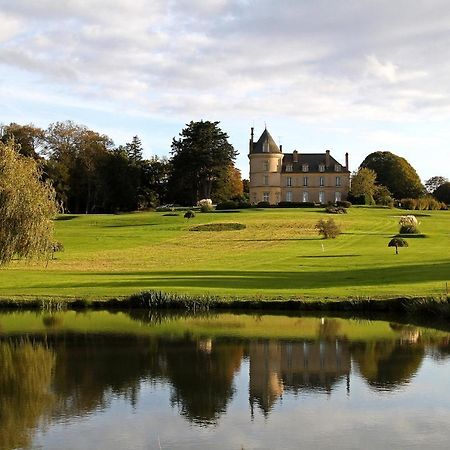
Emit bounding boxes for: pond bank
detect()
[0,290,450,318]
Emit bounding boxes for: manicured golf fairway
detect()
[0,207,448,300]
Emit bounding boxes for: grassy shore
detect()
[0,207,448,303]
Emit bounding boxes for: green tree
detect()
[125,135,144,163]
[360,151,424,199]
[0,123,45,158]
[0,141,58,265]
[350,168,377,203]
[388,237,408,254]
[44,121,112,213]
[425,176,448,194]
[315,218,341,239]
[433,182,450,204]
[169,121,237,205]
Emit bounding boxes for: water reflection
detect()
[1,312,450,449]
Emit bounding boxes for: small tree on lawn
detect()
[315,218,341,239]
[388,237,408,254]
[184,210,195,220]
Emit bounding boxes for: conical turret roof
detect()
[251,129,281,154]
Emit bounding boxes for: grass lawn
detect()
[0,207,449,301]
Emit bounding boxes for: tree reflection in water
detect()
[0,340,55,450]
[2,315,450,449]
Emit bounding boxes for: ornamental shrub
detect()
[336,200,352,208]
[315,218,342,239]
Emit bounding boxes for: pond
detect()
[1,310,450,449]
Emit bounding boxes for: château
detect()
[248,128,350,205]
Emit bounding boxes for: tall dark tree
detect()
[140,156,171,207]
[43,121,112,213]
[360,151,424,199]
[169,121,237,205]
[433,182,450,204]
[125,135,144,163]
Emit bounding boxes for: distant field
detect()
[0,207,449,301]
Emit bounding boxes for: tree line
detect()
[0,120,244,214]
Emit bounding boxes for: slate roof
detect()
[282,153,349,173]
[250,129,281,154]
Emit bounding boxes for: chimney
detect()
[280,144,283,152]
[345,152,349,170]
[249,127,254,154]
[293,150,298,162]
[325,149,331,168]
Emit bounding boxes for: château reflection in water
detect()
[1,312,450,449]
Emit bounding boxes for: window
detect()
[319,164,325,172]
[303,191,309,202]
[263,142,269,152]
[335,164,341,172]
[263,160,269,171]
[302,164,309,172]
[336,176,341,187]
[319,176,324,187]
[286,191,292,202]
[335,192,342,202]
[286,164,293,172]
[287,176,292,187]
[263,175,269,185]
[319,191,325,203]
[263,192,270,202]
[303,176,308,187]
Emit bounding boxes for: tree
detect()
[43,121,112,213]
[125,135,144,163]
[0,141,58,265]
[169,121,237,205]
[315,218,341,239]
[433,182,450,204]
[350,168,377,203]
[360,151,424,199]
[0,123,45,158]
[212,165,244,203]
[425,176,448,194]
[388,237,408,255]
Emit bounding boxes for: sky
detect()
[1,0,450,181]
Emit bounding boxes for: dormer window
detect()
[319,164,325,172]
[302,164,309,172]
[286,164,293,172]
[263,142,269,152]
[335,164,341,172]
[293,151,298,163]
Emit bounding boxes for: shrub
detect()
[257,201,271,208]
[315,218,341,239]
[400,198,417,210]
[325,206,347,214]
[399,224,420,234]
[336,200,352,208]
[216,200,238,210]
[399,215,418,226]
[277,201,316,208]
[184,210,195,219]
[197,199,213,212]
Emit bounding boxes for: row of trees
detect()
[349,151,449,206]
[0,120,244,214]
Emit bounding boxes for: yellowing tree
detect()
[0,141,58,265]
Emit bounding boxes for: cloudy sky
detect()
[1,0,450,180]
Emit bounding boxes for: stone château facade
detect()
[248,128,350,205]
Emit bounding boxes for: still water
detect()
[1,310,450,450]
